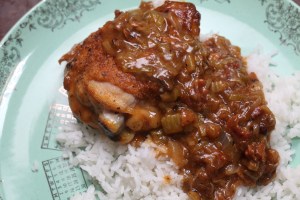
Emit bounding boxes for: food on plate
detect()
[59,1,279,199]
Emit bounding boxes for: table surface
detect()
[0,0,300,40]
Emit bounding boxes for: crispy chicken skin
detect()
[59,2,279,199]
[61,32,160,100]
[60,30,160,130]
[59,1,200,132]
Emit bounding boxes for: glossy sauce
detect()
[67,1,280,200]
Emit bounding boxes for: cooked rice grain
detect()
[57,48,300,200]
[57,124,188,200]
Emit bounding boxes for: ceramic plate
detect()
[0,0,299,199]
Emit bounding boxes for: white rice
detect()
[235,49,300,200]
[56,47,300,200]
[56,1,300,194]
[57,125,188,200]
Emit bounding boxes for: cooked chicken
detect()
[60,1,279,199]
[59,1,200,138]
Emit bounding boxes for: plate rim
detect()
[0,0,300,102]
[0,0,300,199]
[0,0,44,99]
[0,0,103,103]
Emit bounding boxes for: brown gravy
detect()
[62,1,279,199]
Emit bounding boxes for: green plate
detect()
[0,0,299,199]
